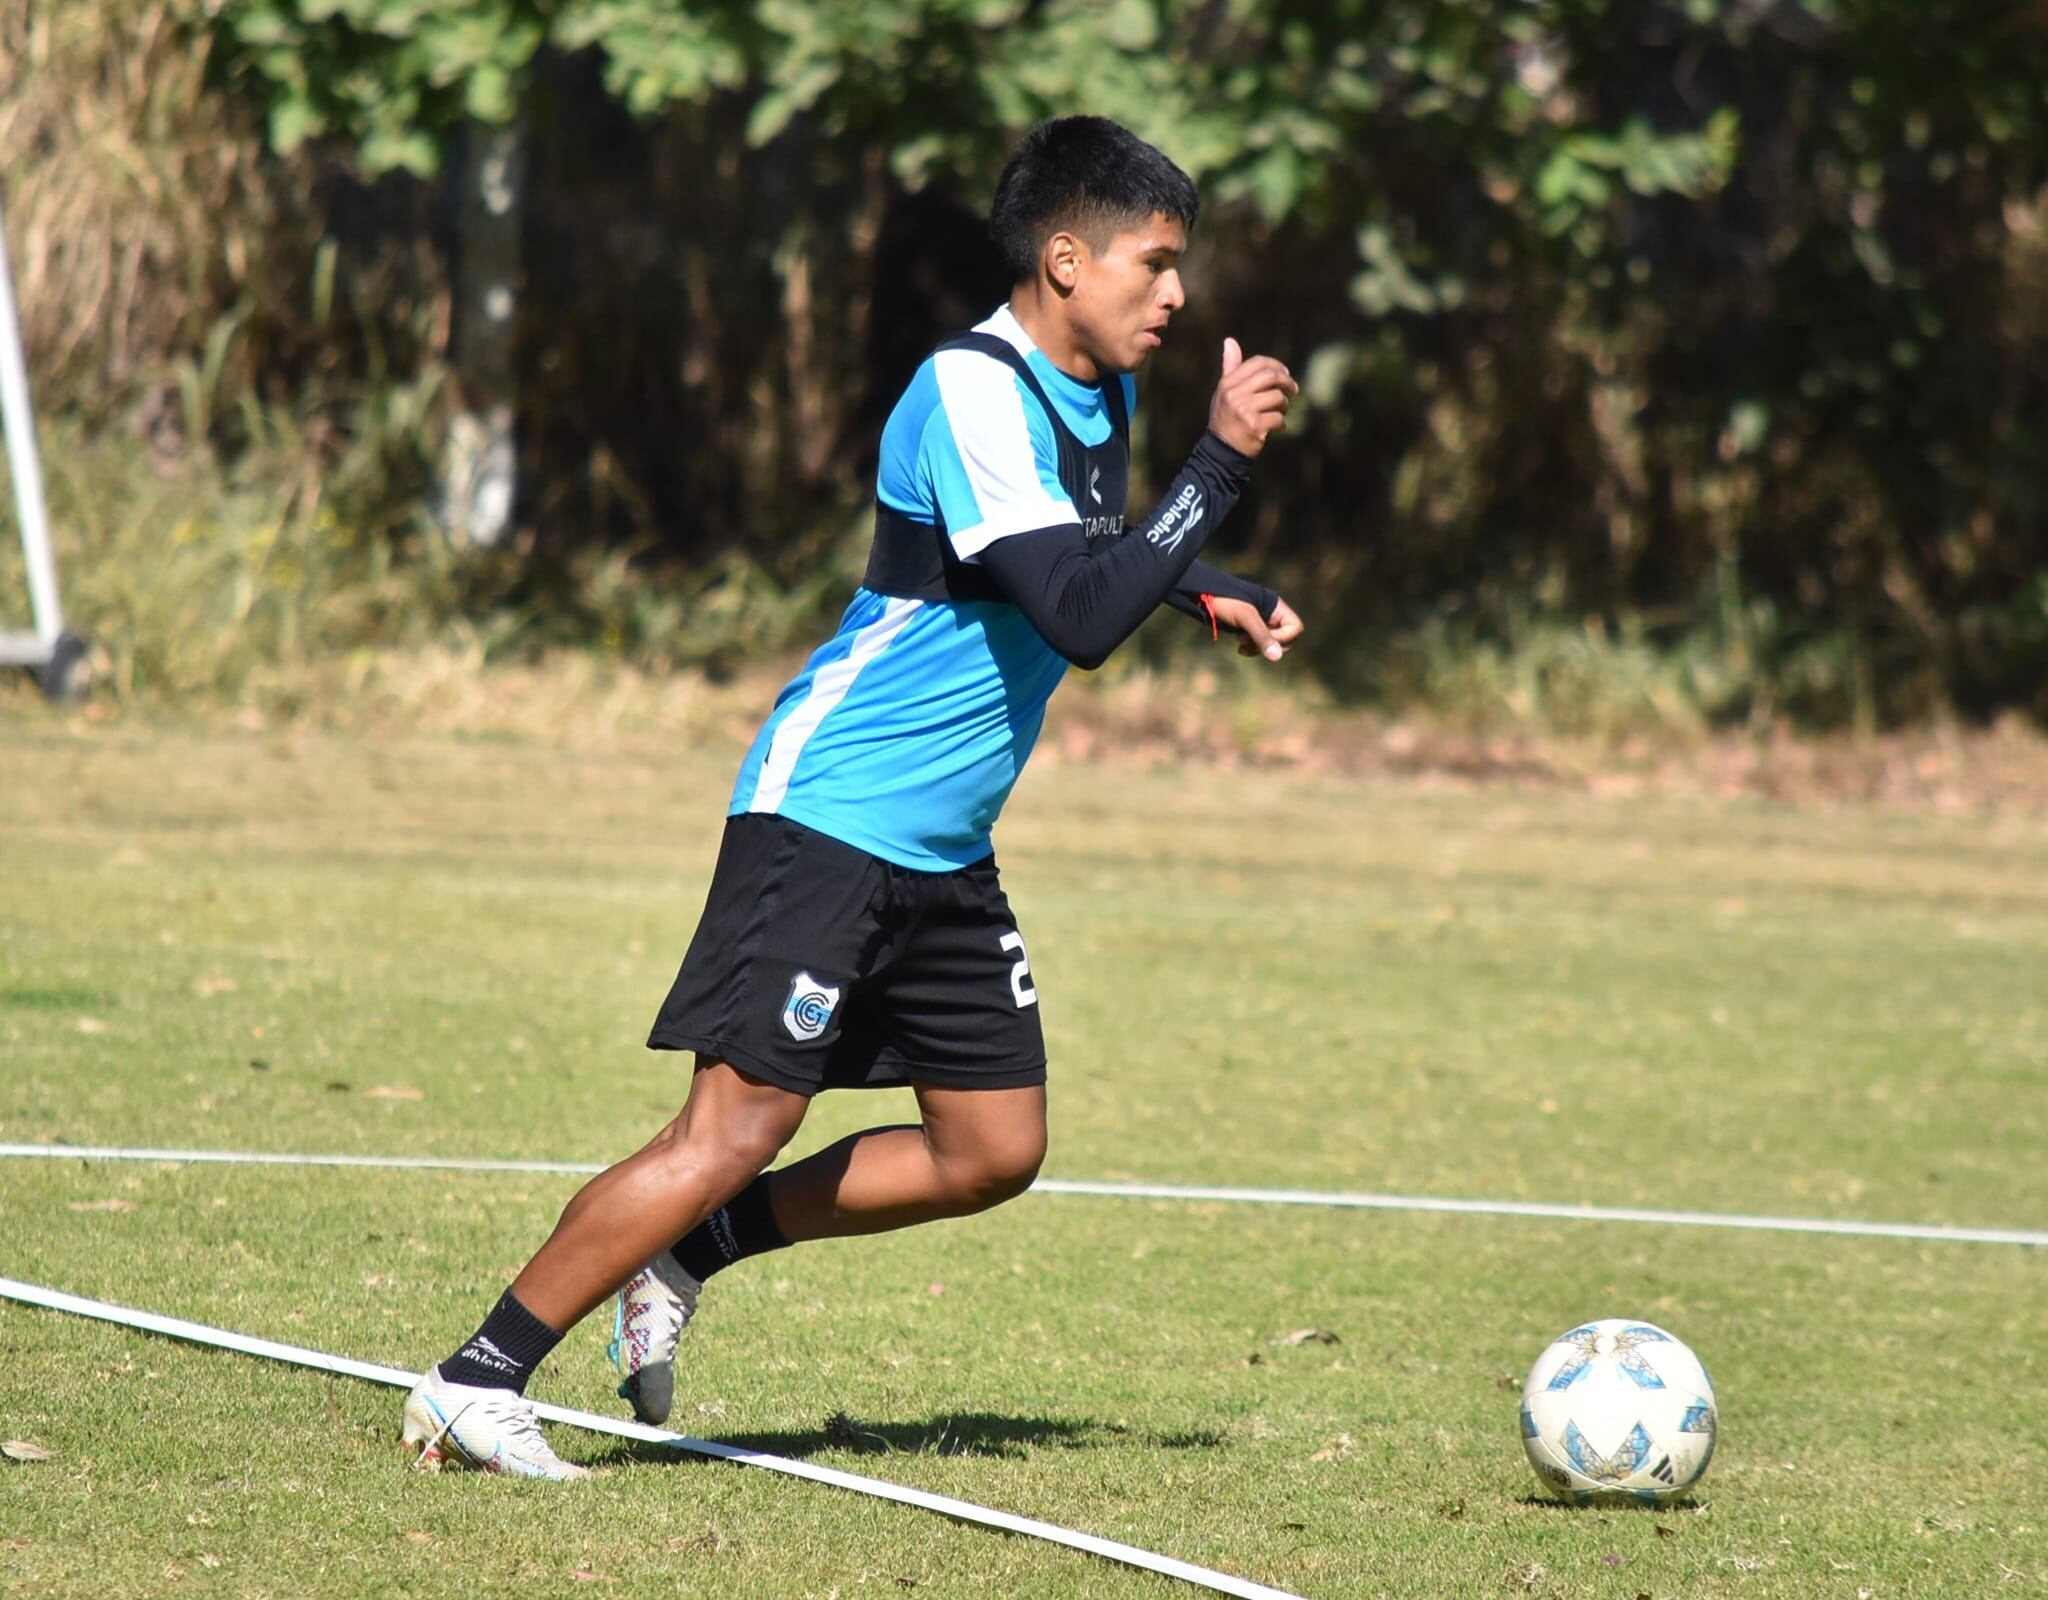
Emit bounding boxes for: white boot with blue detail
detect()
[400,1366,590,1480]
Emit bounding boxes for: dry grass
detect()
[0,0,293,420]
[6,635,2047,821]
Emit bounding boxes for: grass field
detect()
[2,715,2044,1598]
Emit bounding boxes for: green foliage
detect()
[213,0,551,172]
[551,1,749,114]
[27,1,2048,724]
[208,0,1245,181]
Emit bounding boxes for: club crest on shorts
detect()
[781,972,841,1042]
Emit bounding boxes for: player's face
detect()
[1071,214,1187,374]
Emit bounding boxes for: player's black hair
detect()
[989,116,1199,281]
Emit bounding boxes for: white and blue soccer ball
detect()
[1520,1319,1718,1505]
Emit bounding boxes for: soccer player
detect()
[402,115,1301,1478]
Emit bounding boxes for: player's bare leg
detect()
[765,1081,1047,1239]
[611,1081,1044,1423]
[512,1060,809,1329]
[406,1062,806,1474]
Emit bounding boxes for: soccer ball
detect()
[1519,1319,1717,1505]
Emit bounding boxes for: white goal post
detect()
[0,189,85,698]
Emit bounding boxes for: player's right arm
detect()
[950,342,1295,670]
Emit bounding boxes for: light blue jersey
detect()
[728,306,1137,870]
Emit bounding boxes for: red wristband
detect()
[1197,594,1220,641]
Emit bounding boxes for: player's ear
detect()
[1044,230,1085,293]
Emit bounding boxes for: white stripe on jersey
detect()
[932,347,1079,559]
[975,304,1038,361]
[748,596,924,815]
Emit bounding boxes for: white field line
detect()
[0,1276,1308,1600]
[1032,1178,2048,1248]
[4,1141,2044,1247]
[0,1142,605,1177]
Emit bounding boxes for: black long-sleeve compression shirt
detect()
[976,431,1253,669]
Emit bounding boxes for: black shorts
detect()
[648,814,1046,1096]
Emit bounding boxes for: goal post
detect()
[0,189,86,699]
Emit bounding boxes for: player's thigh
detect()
[647,815,892,1097]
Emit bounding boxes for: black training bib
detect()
[864,333,1130,604]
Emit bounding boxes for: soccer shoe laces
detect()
[654,1257,702,1324]
[480,1391,554,1465]
[614,1257,700,1366]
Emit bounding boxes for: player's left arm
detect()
[1134,346,1303,662]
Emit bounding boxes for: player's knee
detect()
[658,1066,807,1170]
[734,1099,809,1170]
[652,1105,801,1188]
[941,1129,1045,1213]
[976,1154,1043,1210]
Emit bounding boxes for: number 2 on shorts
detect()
[998,931,1037,1008]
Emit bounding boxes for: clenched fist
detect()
[1208,338,1297,458]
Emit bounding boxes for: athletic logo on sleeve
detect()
[1149,483,1203,552]
[1089,464,1103,505]
[782,973,842,1041]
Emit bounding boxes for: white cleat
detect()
[401,1367,589,1481]
[609,1253,702,1425]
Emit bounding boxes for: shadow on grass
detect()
[589,1410,1227,1468]
[1511,1494,1705,1513]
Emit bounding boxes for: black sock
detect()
[672,1172,791,1283]
[438,1289,563,1394]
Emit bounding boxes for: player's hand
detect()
[1208,338,1297,458]
[1208,595,1304,661]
